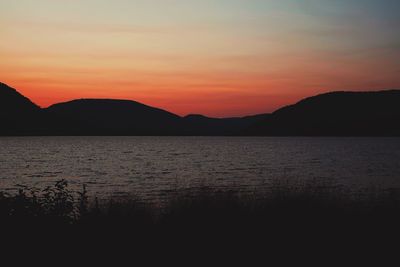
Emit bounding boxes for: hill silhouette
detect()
[246,90,400,136]
[181,113,270,135]
[1,82,399,136]
[0,82,39,113]
[45,99,181,135]
[0,82,42,135]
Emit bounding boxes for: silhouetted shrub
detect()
[1,178,400,257]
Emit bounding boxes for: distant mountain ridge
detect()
[0,82,39,113]
[246,90,400,136]
[0,82,41,135]
[0,82,399,136]
[45,99,181,135]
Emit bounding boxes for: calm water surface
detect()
[1,137,399,201]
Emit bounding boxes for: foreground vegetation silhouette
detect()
[2,179,399,265]
[2,180,400,254]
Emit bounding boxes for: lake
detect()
[1,137,400,202]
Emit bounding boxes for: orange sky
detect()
[1,0,400,117]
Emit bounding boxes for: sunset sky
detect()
[1,0,400,117]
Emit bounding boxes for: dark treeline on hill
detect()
[1,81,400,136]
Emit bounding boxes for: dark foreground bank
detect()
[2,180,399,264]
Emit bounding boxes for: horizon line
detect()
[1,81,399,119]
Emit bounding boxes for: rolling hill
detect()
[0,82,42,135]
[1,82,399,136]
[245,90,400,136]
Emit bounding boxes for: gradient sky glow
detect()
[1,0,400,117]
